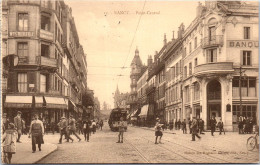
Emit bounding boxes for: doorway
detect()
[207,80,221,129]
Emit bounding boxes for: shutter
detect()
[27,72,36,92]
[7,72,15,92]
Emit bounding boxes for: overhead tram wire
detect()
[116,0,147,85]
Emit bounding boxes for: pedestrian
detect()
[238,117,243,134]
[50,120,55,135]
[249,118,253,134]
[22,118,26,135]
[169,120,173,131]
[191,117,201,141]
[14,111,23,143]
[188,118,192,134]
[59,117,73,144]
[116,117,127,143]
[154,118,163,144]
[198,119,205,134]
[182,119,187,134]
[91,120,97,134]
[68,115,81,142]
[2,123,17,164]
[175,120,177,130]
[83,119,91,142]
[217,118,225,135]
[28,114,44,153]
[99,120,104,130]
[209,116,217,136]
[177,119,181,130]
[77,118,83,135]
[2,113,10,134]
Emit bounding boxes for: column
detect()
[190,84,195,117]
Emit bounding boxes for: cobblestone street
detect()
[38,123,259,163]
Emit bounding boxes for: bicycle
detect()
[246,133,259,151]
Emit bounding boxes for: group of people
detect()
[238,116,255,134]
[2,112,45,163]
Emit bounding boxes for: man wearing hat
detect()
[14,111,23,143]
[29,113,44,153]
[68,115,81,142]
[191,117,201,141]
[154,118,164,144]
[59,116,73,144]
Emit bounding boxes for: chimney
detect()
[196,2,203,17]
[164,33,167,46]
[147,55,153,67]
[172,31,175,41]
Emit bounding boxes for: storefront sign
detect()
[9,31,34,38]
[228,40,259,48]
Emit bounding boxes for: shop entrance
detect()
[207,80,221,129]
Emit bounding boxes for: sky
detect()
[65,0,198,109]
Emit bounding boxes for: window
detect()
[41,15,50,31]
[185,86,190,103]
[41,44,50,57]
[189,62,192,76]
[172,66,175,79]
[206,49,217,63]
[242,51,251,66]
[209,26,216,41]
[193,82,200,101]
[194,58,198,66]
[244,27,250,39]
[17,42,28,56]
[18,73,27,93]
[184,66,187,78]
[194,37,197,48]
[18,13,28,31]
[184,47,187,57]
[232,77,256,97]
[40,74,47,92]
[232,104,257,124]
[176,62,179,76]
[189,42,192,53]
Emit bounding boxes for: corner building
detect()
[2,0,88,128]
[182,1,258,131]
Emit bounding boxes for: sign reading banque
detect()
[228,40,259,48]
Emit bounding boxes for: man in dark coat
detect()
[209,116,217,136]
[191,117,201,141]
[182,119,187,134]
[83,119,91,142]
[217,118,225,135]
[68,115,81,142]
[188,118,192,134]
[14,111,23,143]
[28,114,44,153]
[198,119,205,134]
[59,117,73,144]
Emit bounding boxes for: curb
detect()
[34,144,58,164]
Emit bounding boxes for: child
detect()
[2,123,17,164]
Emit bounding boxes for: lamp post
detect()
[239,66,247,118]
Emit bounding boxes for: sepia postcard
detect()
[1,0,259,164]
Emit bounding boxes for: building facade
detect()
[129,1,258,131]
[2,0,88,128]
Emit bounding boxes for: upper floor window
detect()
[184,66,187,78]
[18,73,27,93]
[184,47,187,57]
[18,42,28,56]
[189,62,192,76]
[244,27,250,39]
[18,13,28,31]
[189,42,192,53]
[194,58,198,66]
[194,37,197,48]
[40,74,47,93]
[209,26,216,41]
[242,51,251,66]
[41,44,50,57]
[41,15,50,31]
[206,49,217,63]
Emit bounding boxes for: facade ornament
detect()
[231,17,238,27]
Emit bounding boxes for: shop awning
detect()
[5,95,32,108]
[139,105,149,118]
[35,96,44,108]
[44,97,67,109]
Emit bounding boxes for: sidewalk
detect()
[11,137,57,164]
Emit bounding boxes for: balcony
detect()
[39,56,58,69]
[40,29,53,41]
[146,86,156,95]
[194,62,234,77]
[201,35,223,49]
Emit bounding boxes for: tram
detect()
[108,108,127,131]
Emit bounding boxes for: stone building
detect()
[2,0,88,128]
